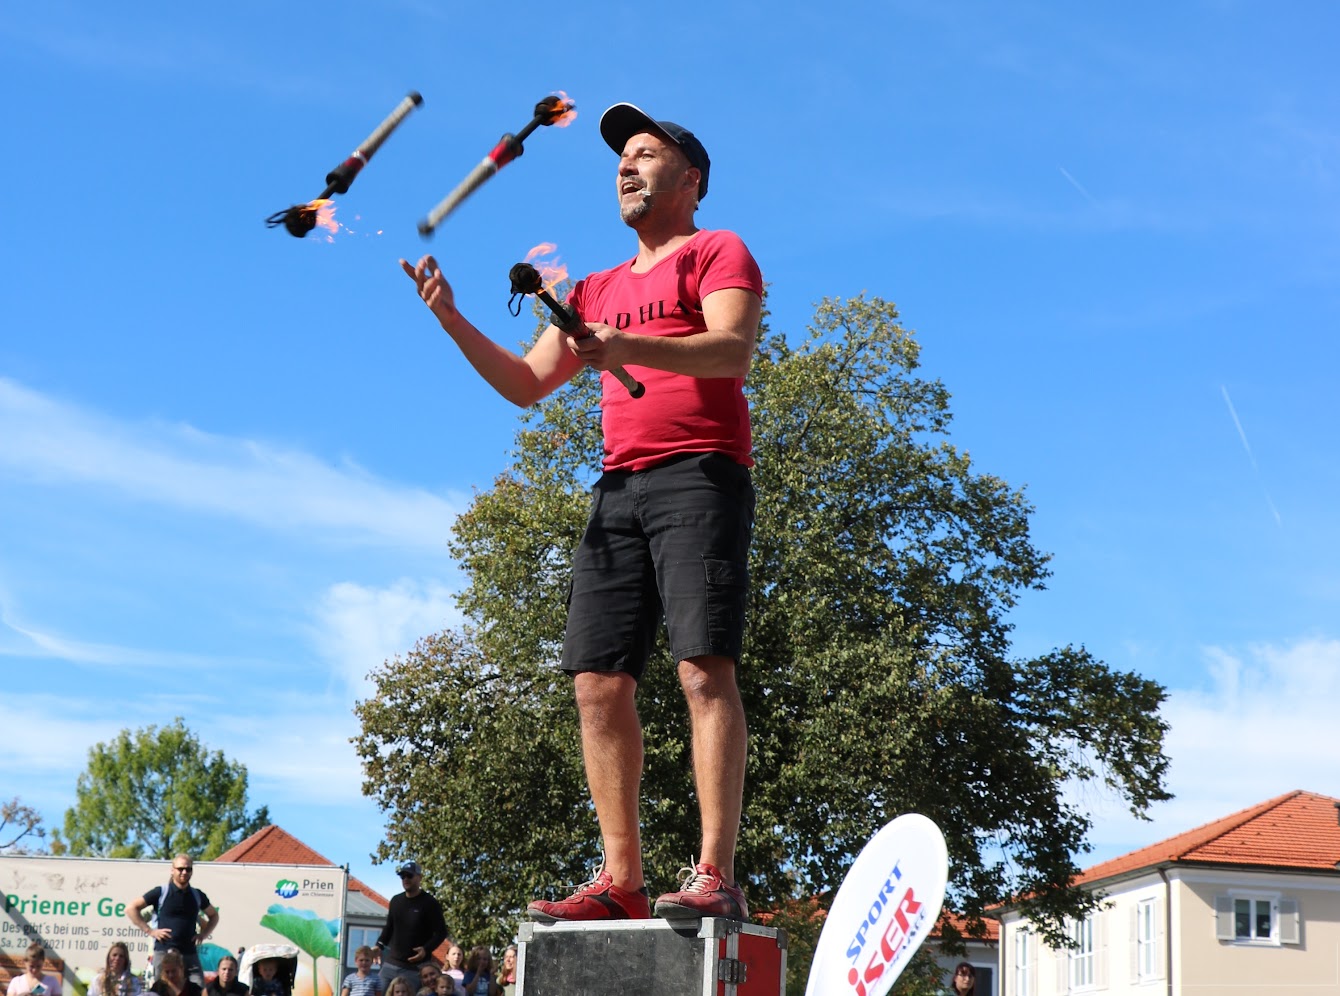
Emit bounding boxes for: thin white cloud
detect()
[212,708,370,807]
[1082,637,1340,860]
[0,588,257,670]
[1219,384,1282,527]
[0,698,131,784]
[3,690,368,825]
[0,376,464,550]
[311,578,464,695]
[1220,385,1259,472]
[1059,166,1098,205]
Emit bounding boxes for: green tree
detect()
[57,718,269,859]
[1,797,48,853]
[354,295,1169,968]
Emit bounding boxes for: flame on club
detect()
[313,199,338,237]
[525,242,568,292]
[549,91,577,127]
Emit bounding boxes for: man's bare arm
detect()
[126,895,171,943]
[401,255,583,406]
[197,905,220,944]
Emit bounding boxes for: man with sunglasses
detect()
[374,861,448,993]
[126,855,219,986]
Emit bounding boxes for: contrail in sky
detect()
[1221,385,1282,527]
[1059,166,1098,204]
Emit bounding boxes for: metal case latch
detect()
[717,958,748,984]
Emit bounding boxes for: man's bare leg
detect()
[678,655,747,882]
[574,670,645,890]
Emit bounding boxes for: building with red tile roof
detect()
[1075,789,1340,886]
[930,911,1000,996]
[995,789,1340,996]
[217,825,390,910]
[217,826,443,978]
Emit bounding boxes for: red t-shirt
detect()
[567,229,764,472]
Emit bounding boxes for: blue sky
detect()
[3,1,1338,905]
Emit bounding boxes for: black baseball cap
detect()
[600,103,711,200]
[395,860,422,877]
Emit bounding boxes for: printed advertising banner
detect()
[806,813,948,996]
[1,855,347,996]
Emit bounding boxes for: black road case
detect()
[517,917,787,996]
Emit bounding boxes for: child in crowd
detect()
[249,960,288,996]
[7,943,63,996]
[458,949,492,996]
[340,948,382,996]
[441,946,465,996]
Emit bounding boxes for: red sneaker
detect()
[527,870,652,923]
[654,861,749,921]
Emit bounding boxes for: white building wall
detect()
[999,867,1340,996]
[999,871,1169,996]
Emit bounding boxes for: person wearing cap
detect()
[373,862,448,991]
[401,102,763,924]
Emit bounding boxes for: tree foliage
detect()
[57,718,269,859]
[1,798,48,854]
[354,295,1170,967]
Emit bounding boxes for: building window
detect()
[1215,893,1299,946]
[1135,899,1156,980]
[1235,897,1271,940]
[346,926,380,967]
[1069,917,1095,990]
[1014,929,1032,995]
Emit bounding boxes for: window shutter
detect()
[1022,932,1035,996]
[1003,926,1014,995]
[1129,906,1140,980]
[1279,898,1301,945]
[1214,895,1235,940]
[1056,938,1070,994]
[1029,934,1038,996]
[1096,911,1109,989]
[1152,898,1166,980]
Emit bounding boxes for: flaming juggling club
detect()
[266,90,424,238]
[418,94,576,237]
[509,261,645,398]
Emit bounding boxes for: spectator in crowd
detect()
[89,943,143,996]
[204,957,247,996]
[340,947,381,996]
[431,974,461,996]
[7,943,62,996]
[375,862,448,993]
[127,854,219,986]
[438,946,464,996]
[248,959,288,996]
[947,962,976,996]
[414,964,439,996]
[149,951,202,996]
[458,950,492,996]
[439,946,464,996]
[494,948,516,996]
[382,978,415,996]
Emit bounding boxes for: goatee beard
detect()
[620,192,652,226]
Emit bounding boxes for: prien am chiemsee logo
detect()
[275,879,300,899]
